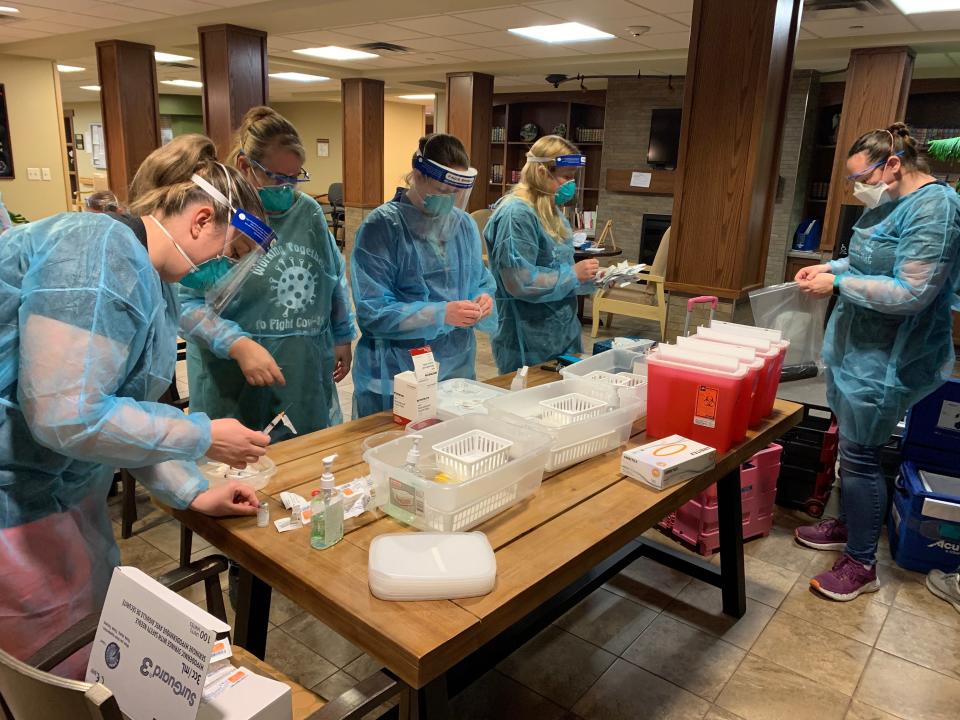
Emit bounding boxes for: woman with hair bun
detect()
[794,122,960,601]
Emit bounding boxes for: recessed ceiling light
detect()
[0,6,20,14]
[398,94,435,100]
[155,52,194,63]
[161,79,203,88]
[890,0,960,13]
[507,22,615,44]
[80,85,101,92]
[269,72,330,82]
[57,64,85,73]
[293,46,379,61]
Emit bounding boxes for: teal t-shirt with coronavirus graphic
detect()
[180,193,357,437]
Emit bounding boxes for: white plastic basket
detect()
[616,372,648,387]
[538,393,608,427]
[433,429,513,481]
[550,430,619,469]
[584,370,646,389]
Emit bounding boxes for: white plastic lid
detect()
[695,326,778,356]
[711,319,783,342]
[656,345,742,373]
[368,532,497,601]
[675,337,765,368]
[647,350,748,379]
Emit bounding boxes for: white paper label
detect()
[936,400,960,432]
[629,172,652,188]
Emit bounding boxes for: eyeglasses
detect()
[846,150,904,182]
[240,151,311,184]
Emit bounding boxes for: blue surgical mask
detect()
[423,193,455,216]
[258,184,295,213]
[554,180,577,206]
[179,257,236,290]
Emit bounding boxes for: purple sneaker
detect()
[810,554,879,601]
[795,518,848,551]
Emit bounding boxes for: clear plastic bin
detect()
[199,456,276,491]
[436,379,508,420]
[364,415,551,532]
[561,348,650,416]
[433,429,513,481]
[484,378,641,473]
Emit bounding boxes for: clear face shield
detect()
[190,170,277,314]
[527,152,586,226]
[404,153,478,245]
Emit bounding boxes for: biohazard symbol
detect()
[271,257,316,317]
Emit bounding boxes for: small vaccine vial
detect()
[257,501,269,528]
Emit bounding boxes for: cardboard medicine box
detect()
[393,346,439,425]
[621,434,716,490]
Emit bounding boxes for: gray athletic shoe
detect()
[926,570,960,613]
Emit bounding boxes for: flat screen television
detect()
[647,108,682,170]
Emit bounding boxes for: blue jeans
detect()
[837,435,887,566]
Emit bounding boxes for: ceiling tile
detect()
[506,42,588,57]
[451,30,532,48]
[4,0,110,10]
[77,4,171,21]
[799,27,818,39]
[268,36,311,51]
[8,18,86,33]
[332,23,428,42]
[914,53,956,69]
[0,27,50,42]
[908,11,960,31]
[452,6,563,30]
[349,55,420,68]
[531,0,656,20]
[665,12,691,27]
[575,37,651,54]
[401,36,473,52]
[393,52,461,66]
[629,0,694,12]
[390,15,494,36]
[190,0,266,6]
[116,0,219,13]
[636,30,689,49]
[443,47,525,62]
[282,30,367,46]
[589,13,688,36]
[800,13,915,38]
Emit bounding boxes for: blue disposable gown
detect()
[825,182,960,446]
[351,189,498,418]
[484,198,594,374]
[180,193,356,438]
[0,213,213,674]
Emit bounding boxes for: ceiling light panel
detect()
[890,0,960,13]
[508,22,615,43]
[269,72,330,82]
[293,46,379,60]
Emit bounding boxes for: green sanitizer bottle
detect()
[311,454,344,549]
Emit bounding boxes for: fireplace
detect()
[639,214,671,266]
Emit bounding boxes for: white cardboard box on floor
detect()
[86,566,232,720]
[621,434,716,490]
[197,665,292,720]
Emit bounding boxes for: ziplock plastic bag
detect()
[749,282,829,369]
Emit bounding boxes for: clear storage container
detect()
[199,456,277,491]
[433,429,513,481]
[364,415,551,532]
[484,378,641,473]
[436,378,508,420]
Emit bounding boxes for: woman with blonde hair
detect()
[181,106,356,436]
[0,133,270,676]
[484,135,599,373]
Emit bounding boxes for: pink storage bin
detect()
[646,349,750,453]
[658,444,783,555]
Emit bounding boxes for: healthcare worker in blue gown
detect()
[0,134,272,677]
[794,123,960,602]
[180,107,356,437]
[351,133,498,418]
[484,135,599,375]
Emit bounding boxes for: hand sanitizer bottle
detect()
[403,435,425,478]
[311,454,344,549]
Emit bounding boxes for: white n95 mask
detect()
[853,181,892,210]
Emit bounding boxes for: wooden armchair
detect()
[591,227,670,341]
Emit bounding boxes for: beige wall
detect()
[271,101,342,198]
[0,54,69,221]
[64,101,105,180]
[383,101,425,201]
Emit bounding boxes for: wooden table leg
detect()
[234,566,272,659]
[399,675,449,720]
[717,466,747,618]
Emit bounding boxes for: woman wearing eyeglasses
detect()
[180,106,356,437]
[793,123,960,601]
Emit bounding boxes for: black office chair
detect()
[326,182,345,250]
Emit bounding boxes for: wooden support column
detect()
[198,24,268,160]
[446,72,493,212]
[821,46,914,253]
[341,78,384,263]
[95,40,160,202]
[667,0,802,300]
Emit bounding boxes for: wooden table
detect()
[170,369,802,719]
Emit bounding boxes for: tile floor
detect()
[151,321,960,719]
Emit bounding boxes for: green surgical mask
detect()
[554,180,577,206]
[259,185,296,213]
